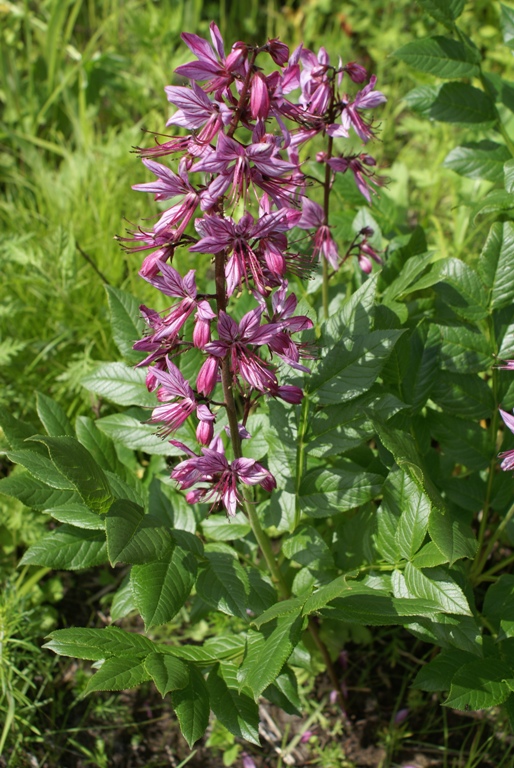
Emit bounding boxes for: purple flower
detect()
[174,22,247,94]
[194,133,297,207]
[394,708,409,725]
[165,83,230,144]
[498,360,514,370]
[133,161,201,240]
[190,209,299,295]
[148,359,197,436]
[267,39,290,66]
[205,309,280,392]
[328,75,387,143]
[140,261,215,346]
[297,198,339,269]
[299,47,332,116]
[327,154,382,204]
[171,439,276,516]
[196,404,215,445]
[499,409,514,470]
[344,61,368,84]
[241,754,258,768]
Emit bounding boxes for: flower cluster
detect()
[126,23,386,515]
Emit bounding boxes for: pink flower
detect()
[297,198,339,269]
[165,82,230,144]
[133,161,201,240]
[174,22,247,94]
[190,209,300,295]
[328,75,387,143]
[171,439,276,516]
[148,359,197,437]
[141,262,215,346]
[204,309,280,392]
[499,409,514,470]
[196,404,215,445]
[327,154,382,204]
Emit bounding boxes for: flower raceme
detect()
[128,22,386,515]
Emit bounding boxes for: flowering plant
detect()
[5,3,514,754]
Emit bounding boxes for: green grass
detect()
[2,0,514,764]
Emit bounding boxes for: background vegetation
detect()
[2,1,514,766]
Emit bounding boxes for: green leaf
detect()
[299,465,384,517]
[382,252,433,303]
[323,276,376,343]
[309,330,403,405]
[417,0,465,27]
[433,258,489,322]
[82,363,155,408]
[372,419,443,507]
[96,413,181,456]
[0,411,42,452]
[75,416,125,475]
[6,449,74,490]
[145,652,190,696]
[427,410,494,472]
[45,503,105,530]
[253,597,306,629]
[307,392,407,457]
[84,657,151,694]
[412,649,477,692]
[394,471,431,560]
[408,614,482,655]
[501,3,514,49]
[411,542,449,568]
[302,575,354,615]
[469,190,514,222]
[30,436,114,514]
[246,570,276,619]
[131,547,197,628]
[431,371,495,420]
[106,499,172,566]
[282,525,334,568]
[322,592,408,625]
[263,667,302,716]
[478,222,514,311]
[444,141,511,182]
[404,563,471,615]
[207,664,260,745]
[265,400,298,493]
[171,665,210,747]
[240,611,304,698]
[20,525,107,569]
[36,392,74,436]
[0,473,80,510]
[438,324,494,374]
[111,578,136,621]
[444,659,514,710]
[201,512,251,542]
[483,575,514,639]
[44,626,155,660]
[409,82,496,125]
[196,550,250,619]
[428,507,477,565]
[394,36,479,78]
[106,285,146,364]
[505,159,514,194]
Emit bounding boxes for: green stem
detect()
[294,394,310,530]
[321,133,334,320]
[477,550,514,584]
[242,491,289,597]
[473,500,514,580]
